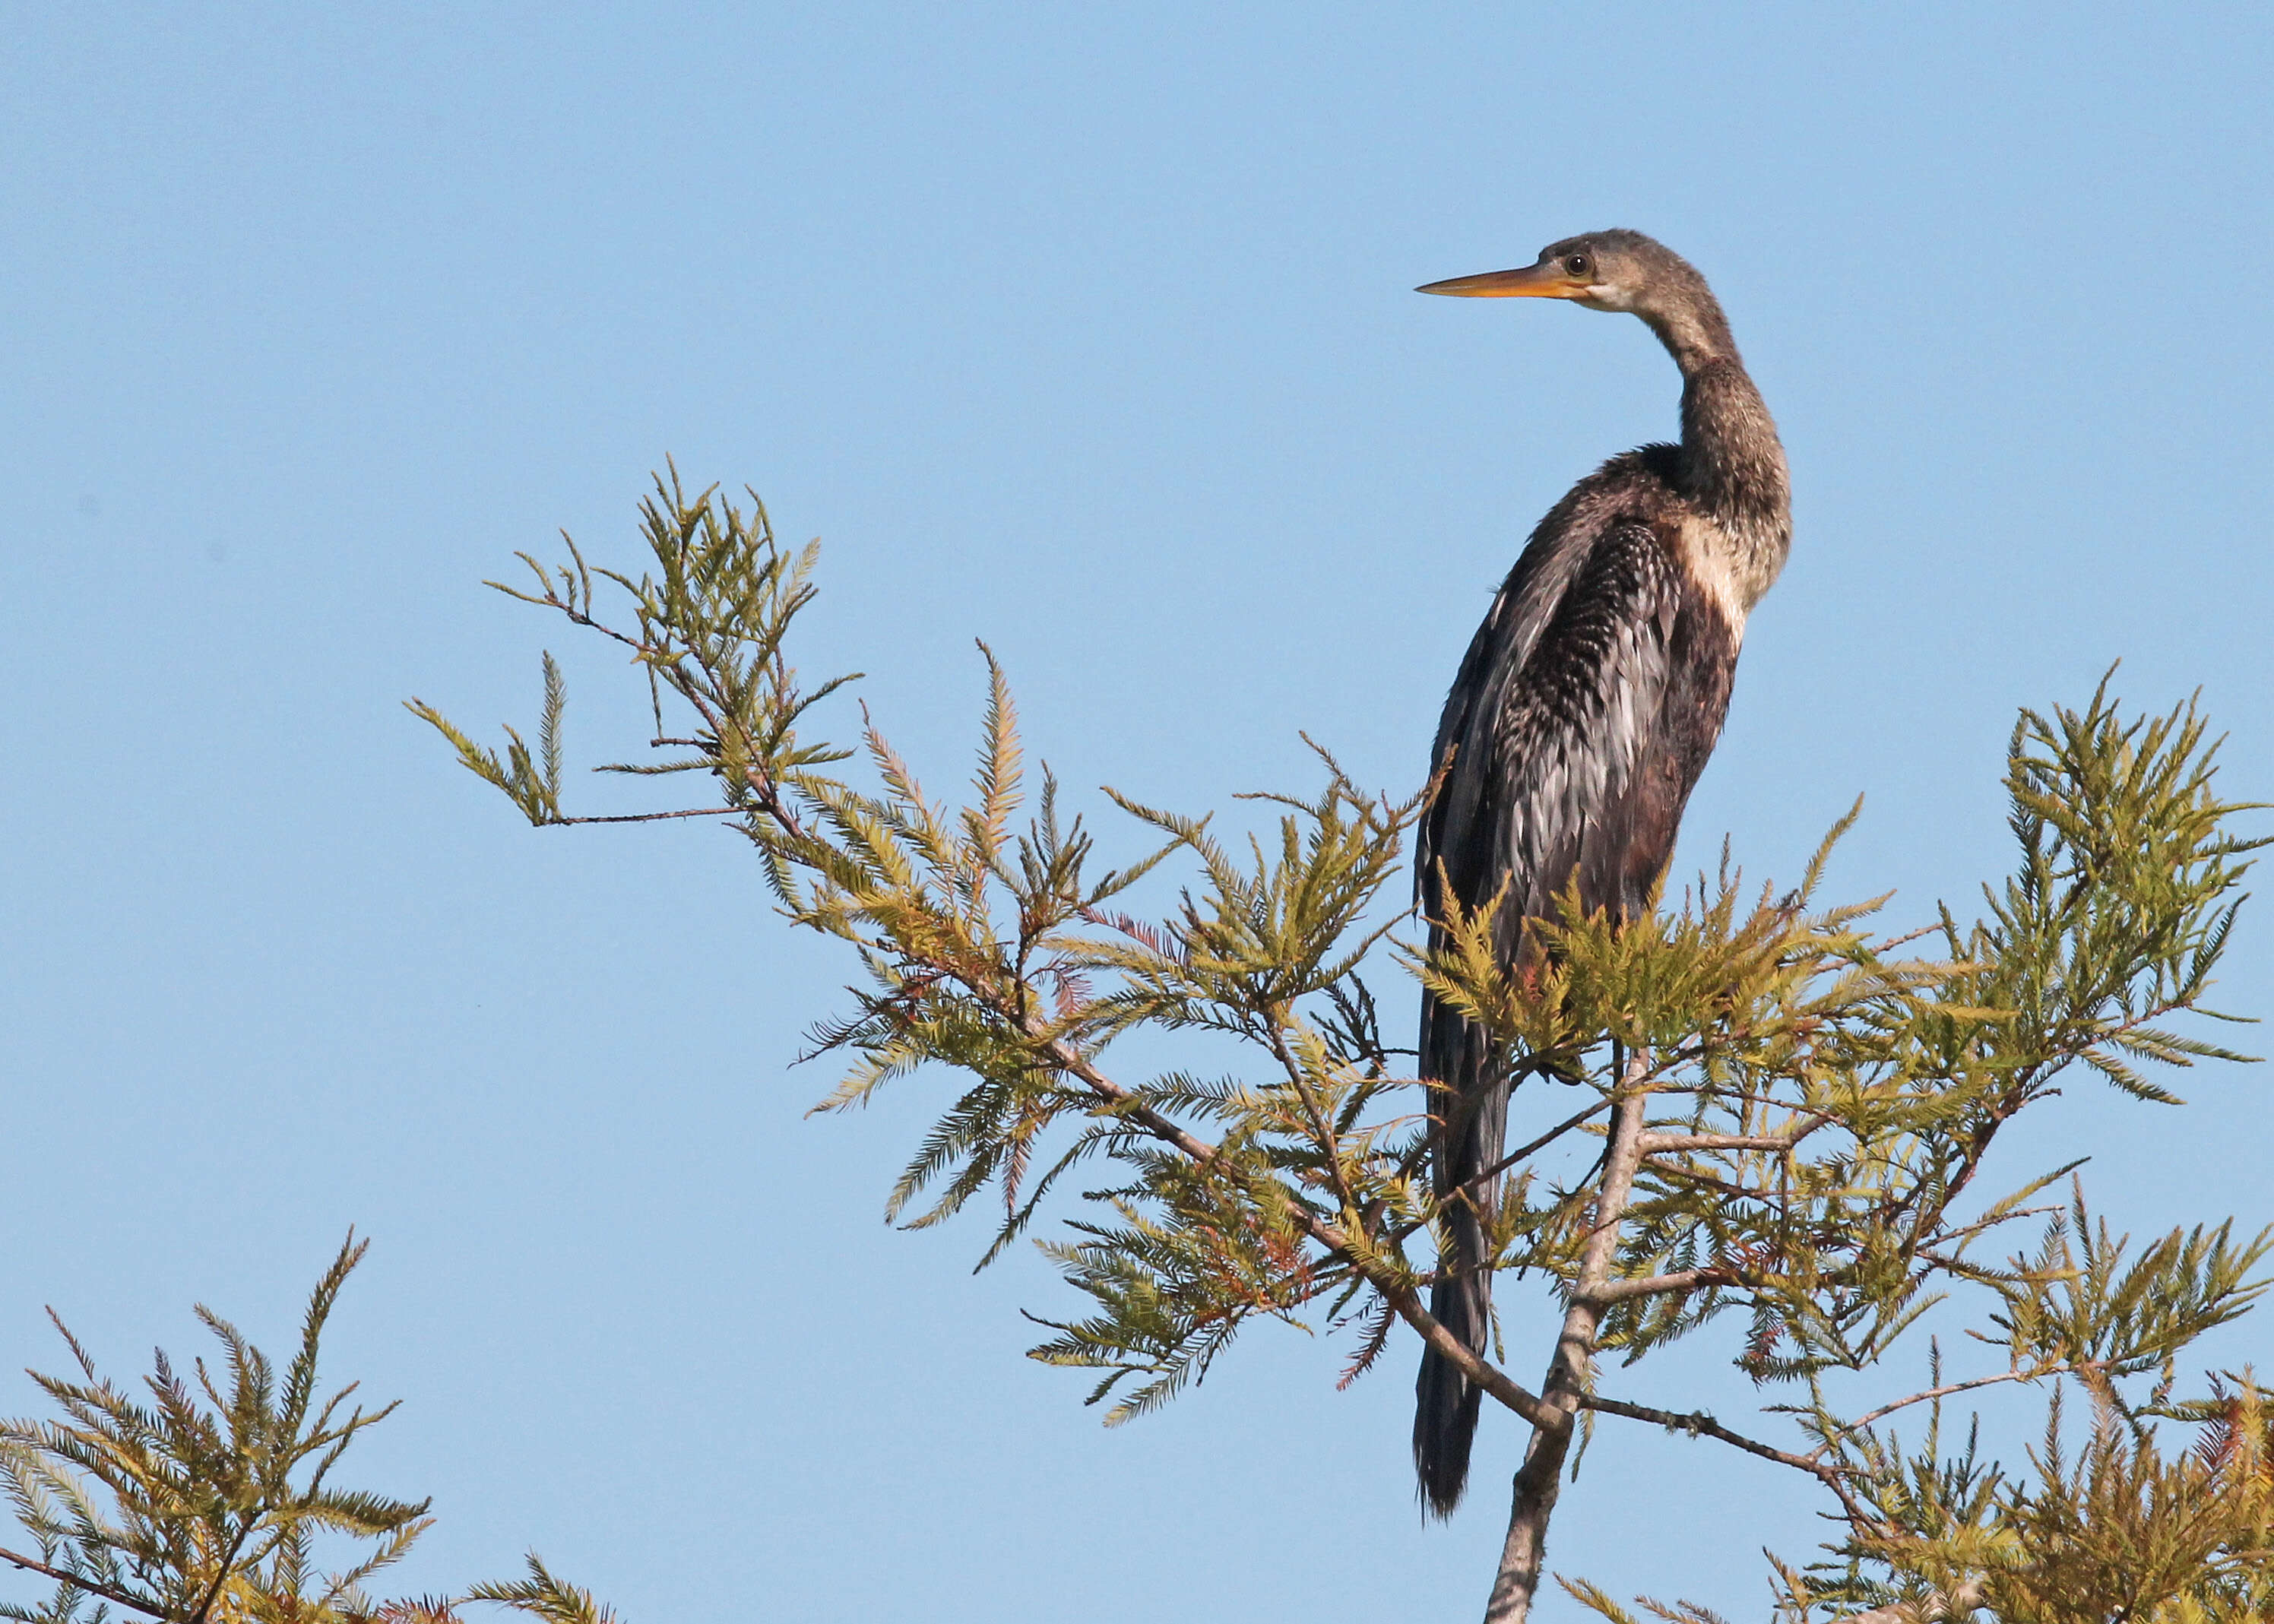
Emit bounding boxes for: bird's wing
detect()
[1417,503,1593,905]
[1422,516,1695,952]
[1409,515,1718,1517]
[1490,518,1694,934]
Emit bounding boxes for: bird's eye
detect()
[1565,254,1590,277]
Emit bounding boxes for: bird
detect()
[1408,230,1791,1517]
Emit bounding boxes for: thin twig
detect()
[554,806,747,825]
[1480,1097,1617,1187]
[1918,1202,2065,1255]
[1266,1024,1358,1216]
[1647,1161,1771,1203]
[1806,1369,2043,1461]
[1384,1095,1613,1250]
[1579,1394,1846,1489]
[486,585,648,655]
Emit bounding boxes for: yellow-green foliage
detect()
[407,473,2272,1615]
[0,1240,614,1624]
[1738,1376,2274,1624]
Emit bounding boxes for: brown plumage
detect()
[1410,230,1791,1517]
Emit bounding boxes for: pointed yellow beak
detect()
[1415,263,1585,298]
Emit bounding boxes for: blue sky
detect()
[5,5,2272,1619]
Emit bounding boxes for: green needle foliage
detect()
[0,1237,618,1624]
[410,469,2272,1622]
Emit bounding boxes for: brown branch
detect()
[1917,1201,2065,1257]
[1489,1056,1654,1622]
[1648,1161,1772,1203]
[1588,1267,1731,1304]
[1639,1116,1830,1157]
[486,583,649,657]
[1265,1024,1357,1215]
[661,682,1556,1430]
[1579,1393,1848,1490]
[1031,1029,1560,1431]
[1382,1284,1561,1432]
[0,1546,166,1619]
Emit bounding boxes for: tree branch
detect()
[0,1546,166,1619]
[1639,1120,1827,1156]
[1382,1284,1562,1433]
[1032,1030,1561,1430]
[1588,1268,1730,1304]
[1478,1097,1616,1189]
[185,1517,253,1624]
[1385,1095,1612,1249]
[553,806,746,825]
[1806,1369,2044,1461]
[1265,1023,1360,1216]
[1489,1054,1653,1622]
[1579,1394,1845,1490]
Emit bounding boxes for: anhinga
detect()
[1409,230,1791,1517]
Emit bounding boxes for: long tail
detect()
[1412,999,1509,1518]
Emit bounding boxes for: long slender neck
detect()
[1649,297,1791,609]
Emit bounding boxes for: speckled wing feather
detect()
[1488,519,1692,932]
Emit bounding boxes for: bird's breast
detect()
[1672,511,1785,636]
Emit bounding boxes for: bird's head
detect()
[1418,230,1728,361]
